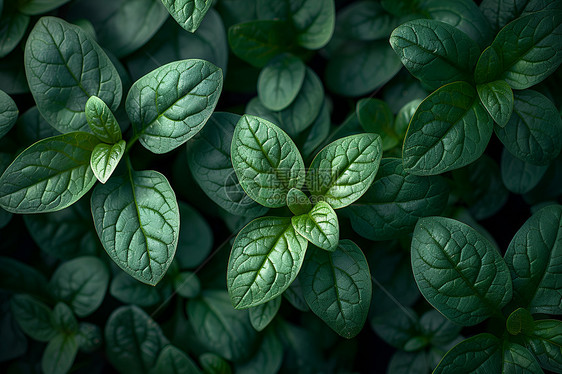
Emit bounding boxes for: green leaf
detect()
[300,240,372,339]
[0,3,29,59]
[174,271,201,298]
[371,308,420,350]
[524,319,562,373]
[283,277,309,312]
[91,167,179,286]
[249,297,281,332]
[41,333,79,374]
[299,98,331,160]
[106,306,169,373]
[411,217,512,326]
[49,256,109,317]
[175,202,213,269]
[501,341,544,373]
[394,99,422,141]
[433,333,502,373]
[475,11,562,89]
[16,0,71,15]
[231,115,305,208]
[10,294,56,342]
[506,308,535,336]
[306,133,382,209]
[419,309,462,347]
[187,290,258,361]
[389,19,479,90]
[228,20,300,68]
[0,132,100,213]
[85,96,122,144]
[258,53,305,111]
[344,158,449,241]
[90,141,126,184]
[495,90,562,166]
[356,98,398,151]
[477,80,514,128]
[0,257,50,297]
[25,16,122,132]
[0,299,28,362]
[188,112,266,217]
[160,0,213,33]
[0,89,18,139]
[109,272,162,307]
[199,353,232,374]
[76,322,102,353]
[236,329,283,374]
[504,204,562,314]
[126,59,222,154]
[286,188,312,216]
[16,106,60,146]
[292,201,339,252]
[403,81,493,175]
[501,148,548,195]
[52,302,78,334]
[387,351,428,374]
[227,216,308,309]
[337,1,400,41]
[479,0,562,32]
[150,345,202,374]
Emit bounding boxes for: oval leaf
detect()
[150,345,202,374]
[91,168,179,286]
[41,333,79,374]
[258,53,305,111]
[411,216,512,326]
[403,81,493,175]
[524,320,562,372]
[161,0,213,33]
[501,148,548,195]
[433,333,501,373]
[291,201,339,252]
[249,297,282,332]
[476,80,514,128]
[0,89,18,139]
[85,96,122,144]
[10,294,56,342]
[90,140,126,184]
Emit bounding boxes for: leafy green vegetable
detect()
[90,141,126,184]
[292,201,339,251]
[161,0,213,33]
[85,96,122,144]
[257,53,305,111]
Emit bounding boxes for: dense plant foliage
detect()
[1,0,561,373]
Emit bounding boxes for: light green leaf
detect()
[356,98,398,151]
[91,167,179,286]
[90,141,125,184]
[85,96,122,144]
[49,256,109,317]
[236,329,283,374]
[0,3,29,59]
[403,81,493,175]
[126,59,222,154]
[301,240,371,339]
[292,201,339,252]
[0,132,100,213]
[10,294,56,342]
[475,10,562,89]
[495,90,562,166]
[187,290,257,361]
[258,53,305,111]
[477,80,514,128]
[249,297,281,332]
[150,345,202,374]
[109,272,162,307]
[524,319,562,373]
[231,115,305,208]
[433,334,502,373]
[0,257,50,298]
[505,204,562,314]
[105,305,169,373]
[307,133,382,209]
[160,0,212,33]
[41,333,79,374]
[0,89,18,139]
[174,271,201,299]
[501,148,548,195]
[17,0,71,15]
[24,16,122,133]
[411,217,512,326]
[227,216,308,309]
[389,19,479,90]
[286,188,312,216]
[344,158,449,241]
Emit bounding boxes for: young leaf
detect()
[394,99,422,141]
[356,98,398,151]
[249,297,281,332]
[475,11,562,89]
[0,132,100,213]
[25,16,122,132]
[344,158,449,241]
[90,140,126,184]
[476,80,514,128]
[504,204,562,314]
[186,290,257,361]
[150,345,202,374]
[291,201,339,252]
[286,188,312,216]
[524,319,562,372]
[389,19,479,90]
[160,0,213,33]
[85,96,122,144]
[300,240,371,339]
[91,167,179,286]
[495,90,562,166]
[433,334,502,373]
[10,294,56,342]
[258,53,306,111]
[411,217,512,326]
[231,115,305,208]
[105,306,169,373]
[41,333,79,374]
[403,81,493,175]
[501,148,548,195]
[227,216,308,309]
[0,89,18,139]
[306,133,382,209]
[506,308,535,336]
[49,256,110,317]
[126,59,222,154]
